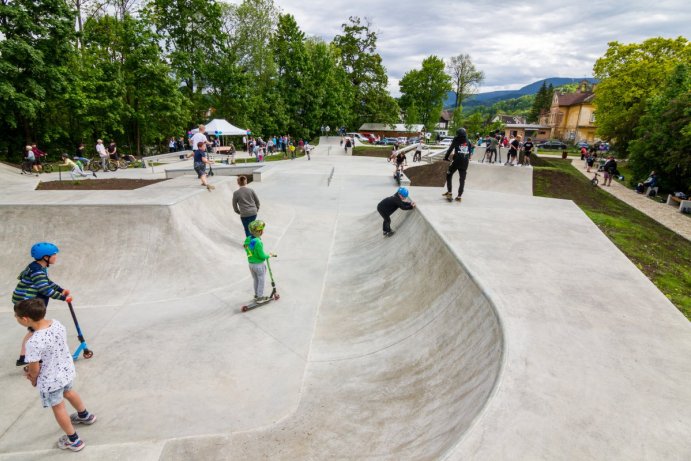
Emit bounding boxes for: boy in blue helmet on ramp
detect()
[376,187,416,237]
[12,242,70,366]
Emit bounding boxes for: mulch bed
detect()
[36,178,169,190]
[405,161,447,187]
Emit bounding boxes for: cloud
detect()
[222,0,690,94]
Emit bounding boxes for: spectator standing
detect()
[602,156,617,187]
[95,140,108,172]
[169,138,177,153]
[190,125,209,154]
[522,137,534,166]
[107,141,118,160]
[22,146,37,175]
[31,144,46,174]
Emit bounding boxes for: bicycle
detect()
[88,156,118,172]
[591,172,600,187]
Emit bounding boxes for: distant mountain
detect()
[444,77,599,109]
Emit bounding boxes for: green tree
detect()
[303,39,353,138]
[399,55,452,131]
[145,0,224,121]
[628,64,691,191]
[0,0,76,156]
[221,0,281,135]
[271,14,309,137]
[332,16,398,128]
[593,37,690,154]
[446,53,484,109]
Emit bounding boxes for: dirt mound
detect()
[36,178,168,190]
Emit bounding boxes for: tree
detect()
[220,0,281,135]
[145,0,224,121]
[399,56,452,132]
[332,16,398,128]
[628,64,691,191]
[0,0,76,156]
[303,39,353,137]
[593,37,690,154]
[271,14,309,137]
[446,53,484,109]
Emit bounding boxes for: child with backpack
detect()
[243,220,277,304]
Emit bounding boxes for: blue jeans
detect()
[241,215,257,237]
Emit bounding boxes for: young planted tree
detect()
[446,53,484,109]
[399,56,452,132]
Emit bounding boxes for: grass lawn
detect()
[222,152,307,164]
[353,145,394,158]
[532,155,691,320]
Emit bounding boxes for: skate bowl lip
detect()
[414,204,508,453]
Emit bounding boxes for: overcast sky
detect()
[226,0,690,95]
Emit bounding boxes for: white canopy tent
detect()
[204,118,247,136]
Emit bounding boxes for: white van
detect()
[347,132,367,142]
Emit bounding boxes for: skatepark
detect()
[1,136,690,460]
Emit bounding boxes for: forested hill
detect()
[445,77,599,108]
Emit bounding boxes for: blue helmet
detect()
[31,242,59,260]
[397,187,409,198]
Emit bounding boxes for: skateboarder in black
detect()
[442,127,473,202]
[377,187,416,237]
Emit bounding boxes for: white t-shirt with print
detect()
[25,320,76,394]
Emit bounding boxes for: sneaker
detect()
[15,357,27,367]
[57,435,85,452]
[384,231,395,237]
[442,191,452,197]
[455,196,462,202]
[70,412,97,425]
[206,184,215,191]
[256,296,271,304]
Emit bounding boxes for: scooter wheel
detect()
[274,294,280,300]
[241,306,248,312]
[83,349,94,359]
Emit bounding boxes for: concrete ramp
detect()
[160,209,503,460]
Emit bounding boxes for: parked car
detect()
[537,140,568,150]
[576,141,589,149]
[397,137,408,144]
[407,137,420,145]
[439,137,453,146]
[375,137,399,146]
[361,133,378,143]
[347,132,367,142]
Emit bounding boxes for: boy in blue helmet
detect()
[376,187,416,237]
[13,242,70,366]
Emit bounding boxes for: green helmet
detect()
[249,220,265,235]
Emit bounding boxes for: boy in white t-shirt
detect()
[14,298,97,452]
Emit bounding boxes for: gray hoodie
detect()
[232,187,260,217]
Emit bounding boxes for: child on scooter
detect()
[243,220,277,304]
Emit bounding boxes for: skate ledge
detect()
[165,164,268,182]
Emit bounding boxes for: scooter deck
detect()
[241,294,280,312]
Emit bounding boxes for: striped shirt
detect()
[12,262,65,305]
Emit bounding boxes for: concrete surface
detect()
[0,140,690,460]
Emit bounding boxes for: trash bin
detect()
[561,151,568,159]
